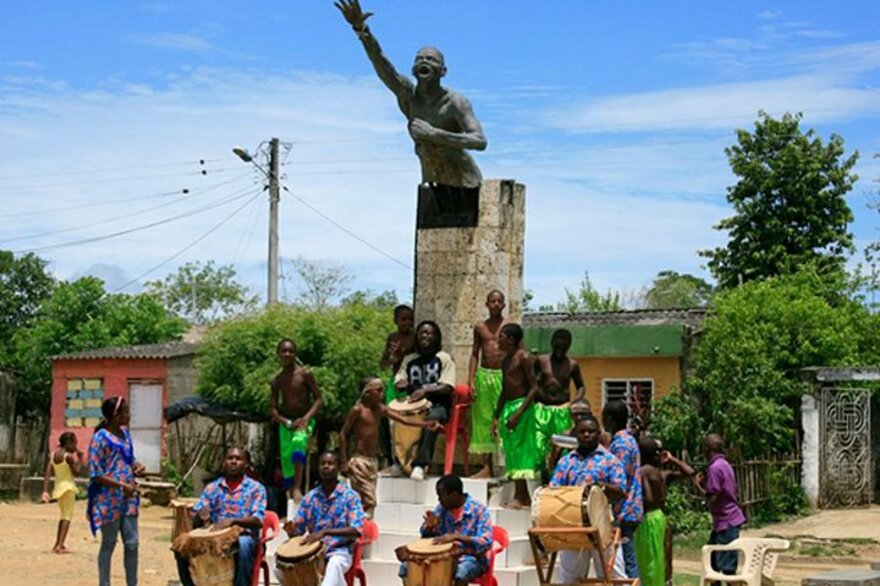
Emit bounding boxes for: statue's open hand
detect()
[408,118,435,141]
[334,0,373,30]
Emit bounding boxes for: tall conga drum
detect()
[171,525,242,586]
[530,484,613,552]
[396,538,461,586]
[170,497,201,541]
[275,535,325,586]
[387,398,430,474]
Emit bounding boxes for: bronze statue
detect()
[336,0,487,189]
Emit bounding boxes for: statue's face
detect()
[412,47,446,82]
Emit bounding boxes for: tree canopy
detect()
[558,272,624,313]
[702,111,858,289]
[643,270,714,309]
[0,251,55,367]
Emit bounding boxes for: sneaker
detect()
[380,464,404,477]
[410,466,425,481]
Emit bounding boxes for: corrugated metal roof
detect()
[53,341,198,361]
[523,308,708,328]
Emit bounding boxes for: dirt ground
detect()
[3,499,880,586]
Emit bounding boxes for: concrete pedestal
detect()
[413,179,526,382]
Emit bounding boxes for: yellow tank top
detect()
[51,456,77,500]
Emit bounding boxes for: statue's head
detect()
[412,46,446,83]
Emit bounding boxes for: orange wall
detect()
[50,358,168,454]
[574,356,681,410]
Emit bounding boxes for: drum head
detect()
[170,497,200,508]
[188,526,237,538]
[406,538,454,555]
[277,535,323,562]
[388,397,430,413]
[586,484,613,550]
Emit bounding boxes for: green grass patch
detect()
[673,573,701,586]
[0,489,18,502]
[799,542,857,558]
[673,532,707,557]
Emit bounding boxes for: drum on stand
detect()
[275,535,325,586]
[171,526,242,586]
[396,538,461,586]
[170,498,201,541]
[387,398,431,475]
[530,484,613,552]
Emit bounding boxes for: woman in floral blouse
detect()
[88,397,145,586]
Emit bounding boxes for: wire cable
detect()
[113,190,263,292]
[283,186,411,270]
[0,158,224,181]
[0,167,237,191]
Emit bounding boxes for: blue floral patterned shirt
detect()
[421,494,492,574]
[291,482,365,554]
[88,427,138,532]
[609,429,644,524]
[549,445,627,492]
[194,476,267,535]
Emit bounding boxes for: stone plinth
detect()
[803,570,880,586]
[414,179,525,383]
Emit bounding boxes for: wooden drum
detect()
[170,498,201,541]
[395,538,461,586]
[275,535,325,586]
[171,526,242,586]
[388,397,431,474]
[530,484,613,552]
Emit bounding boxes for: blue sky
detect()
[1,1,878,308]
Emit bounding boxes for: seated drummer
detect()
[283,452,365,586]
[401,474,493,586]
[549,416,627,583]
[175,446,267,586]
[393,320,456,481]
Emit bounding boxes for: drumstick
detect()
[551,434,578,449]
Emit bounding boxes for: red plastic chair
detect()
[345,519,379,586]
[443,384,473,475]
[473,525,509,586]
[251,510,281,586]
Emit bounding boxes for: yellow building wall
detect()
[574,356,681,410]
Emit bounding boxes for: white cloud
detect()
[128,32,215,52]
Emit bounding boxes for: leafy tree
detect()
[196,299,389,424]
[340,289,399,310]
[144,261,258,324]
[557,272,623,313]
[702,112,858,289]
[653,266,880,459]
[13,277,187,414]
[286,256,353,310]
[643,270,714,309]
[0,251,55,366]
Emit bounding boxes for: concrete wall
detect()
[414,179,525,382]
[577,356,681,410]
[166,354,198,404]
[801,393,820,508]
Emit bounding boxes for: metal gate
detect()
[820,387,872,507]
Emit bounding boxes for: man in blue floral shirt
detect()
[603,400,644,579]
[399,474,493,586]
[175,447,267,586]
[284,452,365,586]
[549,416,627,583]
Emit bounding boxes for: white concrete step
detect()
[373,501,532,536]
[363,558,539,586]
[376,475,541,507]
[363,529,536,569]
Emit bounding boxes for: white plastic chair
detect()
[700,537,791,586]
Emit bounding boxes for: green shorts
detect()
[470,367,502,454]
[498,397,540,480]
[279,419,315,485]
[534,403,573,466]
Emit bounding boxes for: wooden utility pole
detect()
[267,137,280,306]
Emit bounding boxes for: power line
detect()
[0,158,224,181]
[0,174,255,243]
[283,186,411,270]
[17,186,257,254]
[114,190,263,292]
[0,167,238,191]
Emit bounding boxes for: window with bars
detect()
[65,378,105,428]
[602,379,654,423]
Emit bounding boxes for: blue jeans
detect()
[99,514,138,586]
[709,525,741,576]
[399,554,486,583]
[620,522,640,578]
[176,535,257,586]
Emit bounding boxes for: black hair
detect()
[277,338,297,351]
[436,474,463,495]
[602,400,629,431]
[360,375,382,390]
[486,289,505,302]
[95,397,126,431]
[501,322,524,344]
[552,328,572,342]
[226,446,250,462]
[415,320,443,354]
[59,431,76,447]
[319,451,340,463]
[639,436,660,464]
[574,413,600,428]
[393,304,414,319]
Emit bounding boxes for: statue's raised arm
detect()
[336,0,487,189]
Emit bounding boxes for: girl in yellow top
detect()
[41,431,85,553]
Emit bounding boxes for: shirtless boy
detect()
[379,305,416,474]
[637,437,695,586]
[492,323,540,509]
[534,329,585,470]
[340,377,441,516]
[467,290,506,478]
[269,338,323,502]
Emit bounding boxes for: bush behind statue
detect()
[195,302,389,424]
